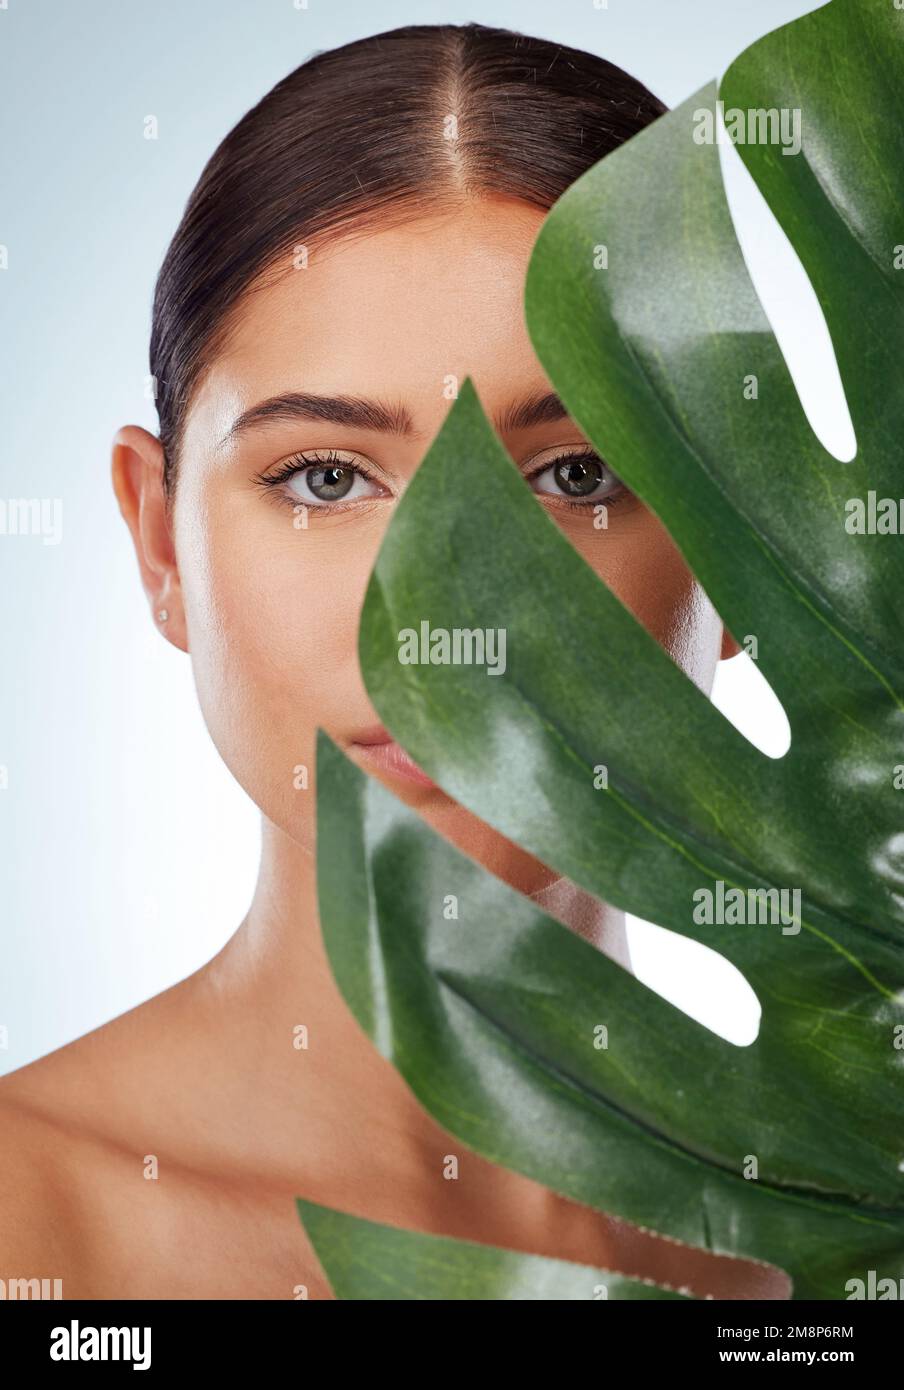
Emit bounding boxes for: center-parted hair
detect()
[149,22,666,490]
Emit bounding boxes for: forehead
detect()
[183,197,551,454]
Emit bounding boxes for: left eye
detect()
[531,451,623,503]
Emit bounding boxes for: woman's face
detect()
[134,195,728,887]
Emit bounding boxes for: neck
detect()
[182,807,630,1213]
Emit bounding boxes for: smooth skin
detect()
[0,196,788,1300]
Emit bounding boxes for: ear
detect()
[720,625,741,661]
[111,425,188,653]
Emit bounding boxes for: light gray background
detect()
[0,0,848,1071]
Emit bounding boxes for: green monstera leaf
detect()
[296,1196,692,1301]
[299,0,904,1299]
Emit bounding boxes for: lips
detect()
[349,725,439,789]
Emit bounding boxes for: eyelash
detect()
[523,449,630,512]
[253,450,384,511]
[254,448,630,512]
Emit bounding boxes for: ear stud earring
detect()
[157,609,169,624]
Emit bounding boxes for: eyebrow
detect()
[217,388,569,449]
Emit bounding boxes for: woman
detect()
[0,22,785,1299]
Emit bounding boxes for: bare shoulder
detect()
[0,986,170,1150]
[0,1072,90,1284]
[0,990,331,1299]
[0,992,184,1294]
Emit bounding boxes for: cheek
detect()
[175,489,384,834]
[568,509,723,691]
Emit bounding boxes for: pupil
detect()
[308,465,354,500]
[554,457,603,497]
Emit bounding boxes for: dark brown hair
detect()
[149,21,666,491]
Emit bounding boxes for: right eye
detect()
[257,451,387,508]
[289,461,382,505]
